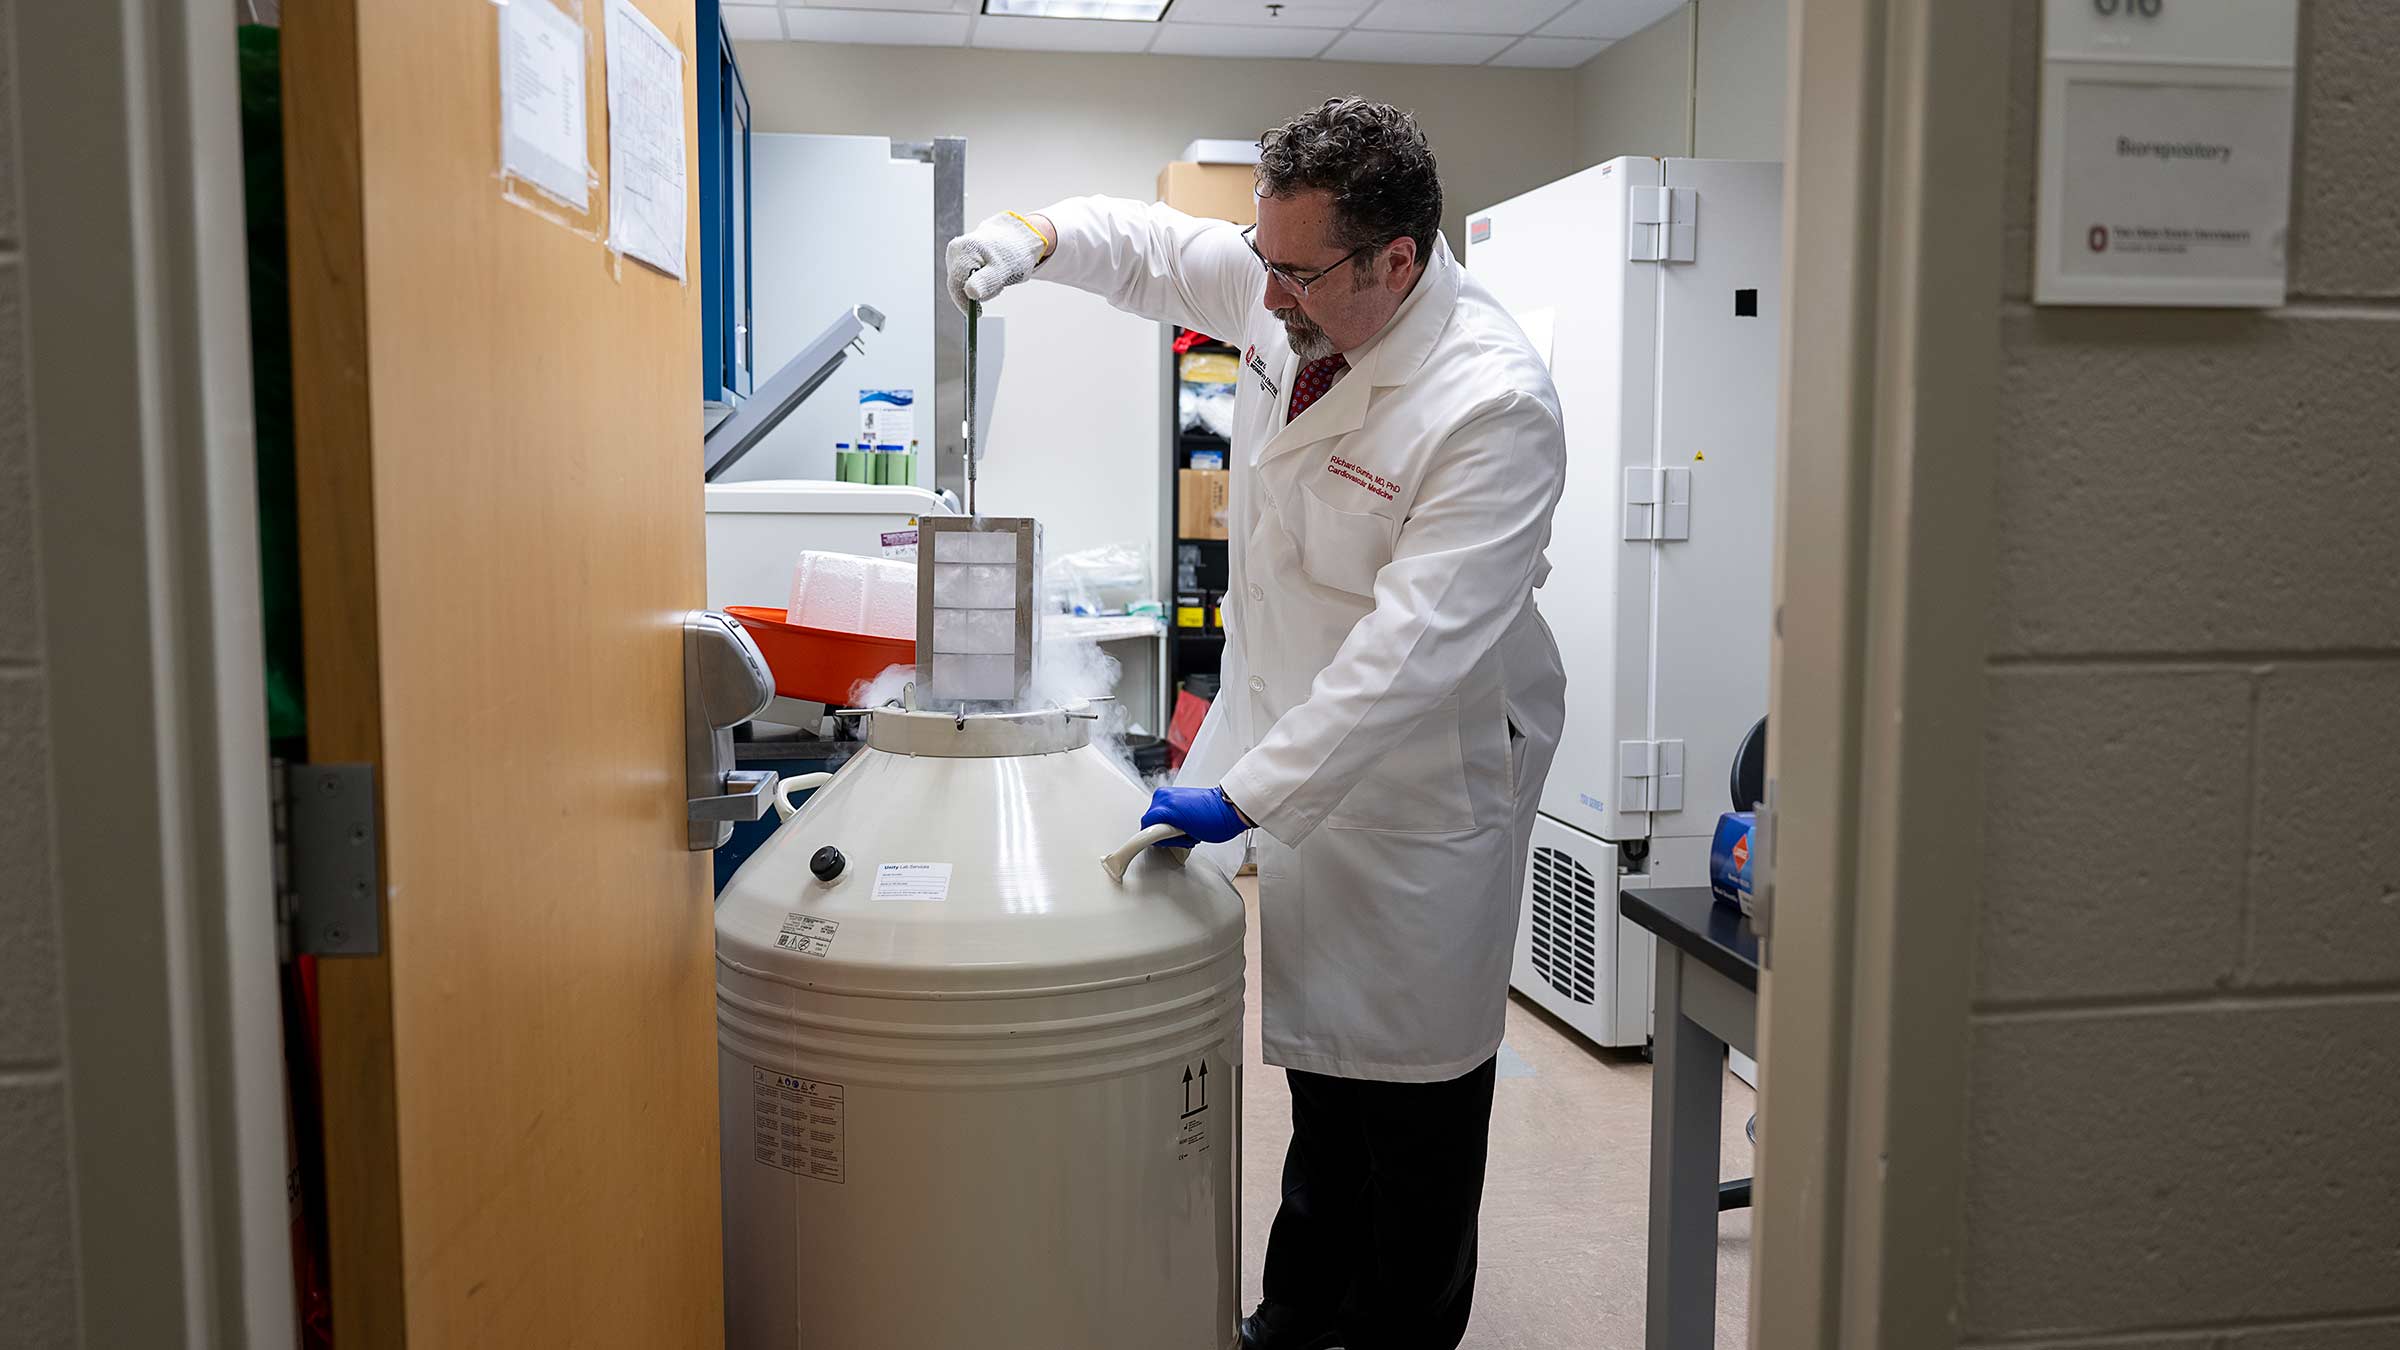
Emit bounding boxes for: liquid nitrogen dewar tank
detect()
[713,703,1246,1349]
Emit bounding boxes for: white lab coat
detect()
[1041,197,1567,1082]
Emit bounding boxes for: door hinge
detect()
[1622,467,1692,541]
[1629,186,1696,262]
[273,760,382,958]
[1618,739,1686,815]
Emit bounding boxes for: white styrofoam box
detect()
[1178,138,1261,166]
[703,480,952,612]
[786,549,916,640]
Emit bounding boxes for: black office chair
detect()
[1730,713,1767,814]
[1718,714,1766,1213]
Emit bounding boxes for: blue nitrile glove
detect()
[1141,786,1251,850]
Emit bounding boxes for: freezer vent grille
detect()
[1528,846,1600,1005]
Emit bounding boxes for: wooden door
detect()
[284,2,720,1344]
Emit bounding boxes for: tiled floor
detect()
[1232,877,1757,1349]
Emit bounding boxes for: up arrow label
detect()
[1182,1062,1210,1119]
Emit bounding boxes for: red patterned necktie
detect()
[1286,354,1347,424]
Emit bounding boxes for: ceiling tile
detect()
[1148,22,1340,57]
[792,0,971,12]
[1488,34,1609,66]
[1162,0,1369,24]
[1537,0,1678,39]
[1318,29,1512,63]
[720,4,787,39]
[781,8,974,44]
[1355,0,1572,34]
[982,0,1172,15]
[970,13,1164,51]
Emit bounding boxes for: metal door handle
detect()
[689,769,780,824]
[685,611,777,851]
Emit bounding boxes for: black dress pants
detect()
[1258,1055,1499,1350]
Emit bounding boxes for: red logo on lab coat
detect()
[1244,344,1278,396]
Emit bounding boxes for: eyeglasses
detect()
[1242,224,1375,297]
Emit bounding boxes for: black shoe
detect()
[1239,1307,1343,1350]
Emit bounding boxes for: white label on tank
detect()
[1176,1114,1209,1162]
[775,912,839,957]
[751,1067,845,1184]
[872,862,953,902]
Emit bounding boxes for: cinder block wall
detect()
[1959,3,2400,1345]
[0,0,83,1343]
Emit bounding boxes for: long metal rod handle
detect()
[964,298,979,516]
[1101,823,1190,883]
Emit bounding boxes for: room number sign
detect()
[2035,0,2299,307]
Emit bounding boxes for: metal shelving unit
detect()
[1163,328,1236,706]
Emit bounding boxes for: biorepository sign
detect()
[2036,0,2298,307]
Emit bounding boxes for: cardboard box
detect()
[1157,162,1258,226]
[1178,468,1230,541]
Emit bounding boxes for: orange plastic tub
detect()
[724,606,914,707]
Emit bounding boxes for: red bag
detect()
[1166,688,1211,770]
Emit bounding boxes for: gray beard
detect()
[1277,310,1337,362]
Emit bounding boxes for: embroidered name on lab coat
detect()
[1326,455,1399,501]
[1244,344,1280,398]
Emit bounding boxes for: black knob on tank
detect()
[809,846,845,883]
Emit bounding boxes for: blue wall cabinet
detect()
[698,0,754,410]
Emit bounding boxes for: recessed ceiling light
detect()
[981,0,1174,20]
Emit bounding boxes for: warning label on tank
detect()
[775,912,839,957]
[1175,1059,1213,1163]
[1176,1114,1209,1162]
[752,1067,845,1184]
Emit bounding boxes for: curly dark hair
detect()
[1255,97,1443,265]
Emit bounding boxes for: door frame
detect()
[16,0,294,1344]
[1749,0,2009,1346]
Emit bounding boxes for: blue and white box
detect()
[859,388,915,449]
[1709,811,1757,912]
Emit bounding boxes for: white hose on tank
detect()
[1102,824,1189,883]
[774,772,835,823]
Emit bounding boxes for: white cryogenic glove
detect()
[946,211,1053,314]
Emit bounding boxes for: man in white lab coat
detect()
[948,98,1567,1350]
